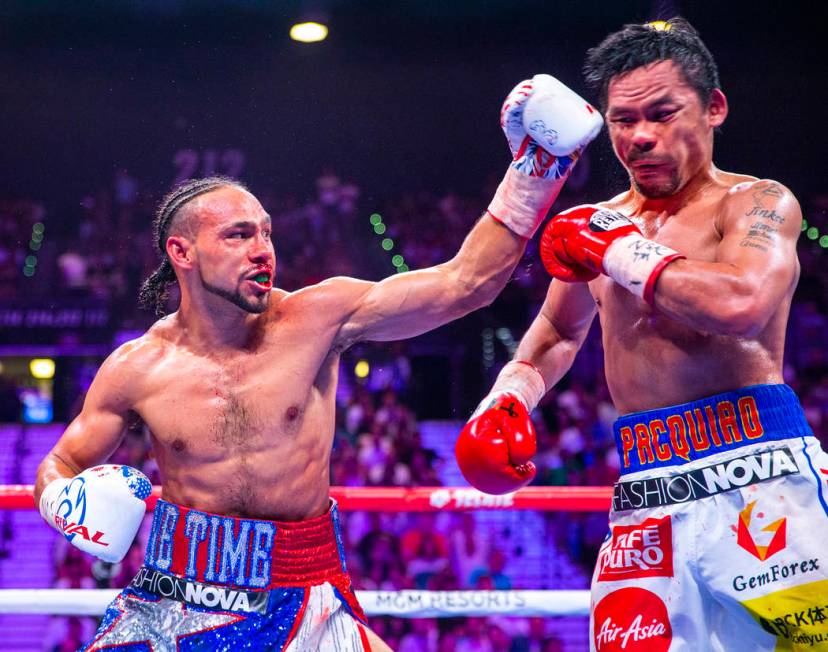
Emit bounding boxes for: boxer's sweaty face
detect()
[606,60,712,198]
[190,187,275,314]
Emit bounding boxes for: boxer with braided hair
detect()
[35,70,603,650]
[139,176,249,316]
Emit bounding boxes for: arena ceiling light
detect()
[290,21,328,43]
[354,360,370,379]
[30,358,55,379]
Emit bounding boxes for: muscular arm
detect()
[34,347,136,505]
[515,279,597,388]
[652,180,801,337]
[333,214,527,347]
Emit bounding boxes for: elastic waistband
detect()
[614,384,812,473]
[144,499,348,590]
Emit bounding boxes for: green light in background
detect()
[29,241,41,251]
[369,213,382,226]
[396,264,409,273]
[23,267,35,277]
[373,223,386,235]
[391,254,404,267]
[807,227,819,240]
[31,232,43,243]
[381,238,394,251]
[801,220,808,232]
[820,235,828,248]
[32,223,45,235]
[25,255,37,266]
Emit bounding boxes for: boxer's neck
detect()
[628,162,721,217]
[175,292,261,351]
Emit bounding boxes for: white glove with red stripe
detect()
[39,464,152,563]
[540,205,685,304]
[487,75,604,239]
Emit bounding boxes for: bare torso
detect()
[123,287,344,521]
[590,172,796,414]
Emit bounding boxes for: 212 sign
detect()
[172,149,246,185]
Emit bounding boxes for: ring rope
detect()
[0,485,612,512]
[0,589,590,617]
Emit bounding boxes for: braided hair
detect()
[138,176,248,316]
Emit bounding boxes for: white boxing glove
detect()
[39,464,152,563]
[523,74,604,157]
[488,74,604,238]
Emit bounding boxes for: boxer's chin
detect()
[631,168,682,198]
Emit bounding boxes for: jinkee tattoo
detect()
[746,182,786,225]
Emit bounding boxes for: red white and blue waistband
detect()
[144,499,350,592]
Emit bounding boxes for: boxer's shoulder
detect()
[720,176,802,229]
[86,333,167,409]
[724,175,795,200]
[283,276,373,318]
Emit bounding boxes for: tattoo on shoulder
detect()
[745,182,786,224]
[739,220,778,252]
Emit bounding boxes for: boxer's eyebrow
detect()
[647,96,680,109]
[608,95,677,117]
[228,216,270,229]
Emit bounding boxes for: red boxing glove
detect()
[540,205,639,279]
[455,393,537,495]
[540,205,685,304]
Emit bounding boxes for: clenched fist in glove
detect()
[456,361,545,495]
[540,205,685,304]
[39,464,152,563]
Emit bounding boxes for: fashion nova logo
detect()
[613,447,798,511]
[131,567,268,614]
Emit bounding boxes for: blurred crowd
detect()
[2,170,827,650]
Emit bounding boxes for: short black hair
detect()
[138,176,247,316]
[583,17,720,110]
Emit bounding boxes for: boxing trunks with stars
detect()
[82,499,371,651]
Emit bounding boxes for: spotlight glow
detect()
[355,360,370,378]
[30,358,55,379]
[290,22,329,43]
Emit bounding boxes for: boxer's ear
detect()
[707,88,728,129]
[167,236,195,270]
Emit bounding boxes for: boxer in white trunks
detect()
[457,18,828,652]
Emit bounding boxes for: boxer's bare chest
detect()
[134,320,338,463]
[591,193,724,316]
[588,189,767,409]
